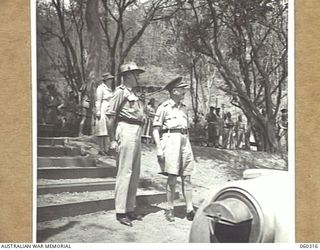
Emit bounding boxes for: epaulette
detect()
[116,84,125,90]
[162,99,173,107]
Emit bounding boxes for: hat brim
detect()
[120,68,145,75]
[102,76,115,81]
[163,77,183,91]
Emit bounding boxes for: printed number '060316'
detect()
[300,244,319,248]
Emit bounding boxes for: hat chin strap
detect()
[133,73,139,86]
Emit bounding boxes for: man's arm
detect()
[153,104,165,157]
[106,116,116,142]
[105,88,124,149]
[153,126,165,172]
[153,126,163,157]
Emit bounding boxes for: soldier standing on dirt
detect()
[277,108,288,157]
[205,106,218,147]
[153,77,195,222]
[44,84,64,126]
[215,107,223,147]
[106,62,145,227]
[235,115,246,149]
[222,111,235,149]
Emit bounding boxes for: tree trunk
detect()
[84,0,102,135]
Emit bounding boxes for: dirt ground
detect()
[37,137,287,243]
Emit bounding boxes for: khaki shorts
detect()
[160,132,194,176]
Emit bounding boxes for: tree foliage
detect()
[37,0,288,151]
[176,0,288,151]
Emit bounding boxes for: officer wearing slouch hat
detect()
[106,62,145,227]
[152,77,195,222]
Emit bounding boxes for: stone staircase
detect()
[37,137,177,222]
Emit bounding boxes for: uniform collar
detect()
[101,83,111,90]
[120,84,132,92]
[168,98,185,108]
[118,84,126,90]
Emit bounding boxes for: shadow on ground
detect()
[135,203,198,220]
[136,204,163,218]
[37,221,79,242]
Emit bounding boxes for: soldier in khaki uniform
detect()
[153,77,195,222]
[277,108,288,158]
[106,62,145,227]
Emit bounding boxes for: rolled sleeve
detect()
[106,88,124,116]
[153,106,165,127]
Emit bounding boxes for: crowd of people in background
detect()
[37,80,288,155]
[205,106,250,150]
[205,106,288,153]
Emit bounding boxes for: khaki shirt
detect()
[153,99,189,129]
[106,84,145,122]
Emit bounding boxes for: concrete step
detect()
[37,189,179,222]
[37,124,56,137]
[37,178,159,195]
[37,166,118,179]
[38,124,77,138]
[38,145,82,157]
[38,137,66,146]
[37,156,97,168]
[37,178,117,194]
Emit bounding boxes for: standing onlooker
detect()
[277,108,288,157]
[44,84,63,125]
[205,106,218,147]
[222,112,234,149]
[95,72,114,156]
[78,86,91,137]
[37,85,47,124]
[64,90,79,135]
[215,107,223,147]
[235,115,246,149]
[106,62,146,227]
[244,119,252,150]
[153,77,195,222]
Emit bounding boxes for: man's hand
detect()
[156,148,165,172]
[157,148,164,159]
[110,140,119,152]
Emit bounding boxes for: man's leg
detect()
[126,125,142,213]
[181,136,195,220]
[166,175,177,210]
[165,174,177,222]
[115,123,134,214]
[181,175,193,213]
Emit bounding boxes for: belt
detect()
[118,117,143,126]
[162,128,189,135]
